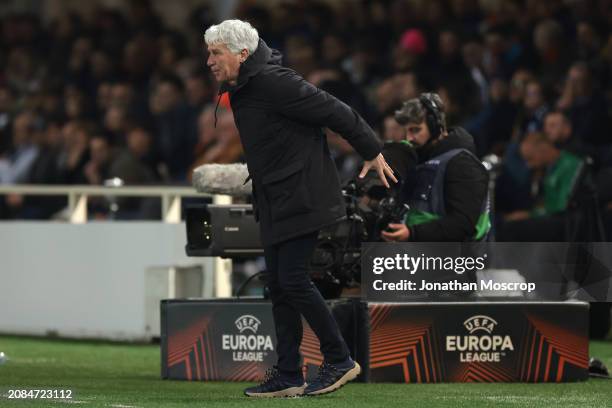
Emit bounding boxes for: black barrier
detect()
[160,299,588,383]
[160,298,367,382]
[367,302,588,382]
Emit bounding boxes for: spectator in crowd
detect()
[103,104,129,145]
[375,72,420,116]
[532,18,572,91]
[5,47,43,95]
[495,82,546,218]
[0,111,40,185]
[512,79,549,138]
[107,125,161,219]
[519,132,582,218]
[320,32,350,70]
[0,111,41,218]
[392,28,428,77]
[498,131,584,241]
[148,74,197,181]
[284,34,318,79]
[0,86,15,156]
[110,124,159,185]
[57,120,91,185]
[508,68,535,105]
[84,135,113,186]
[466,78,516,156]
[557,62,610,148]
[189,106,243,178]
[184,70,214,109]
[462,39,488,108]
[543,110,573,147]
[433,28,480,117]
[27,119,64,186]
[17,119,66,219]
[381,112,406,143]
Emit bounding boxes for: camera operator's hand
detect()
[381,223,410,242]
[359,153,398,188]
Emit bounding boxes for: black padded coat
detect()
[221,39,382,246]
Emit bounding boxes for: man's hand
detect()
[381,223,410,242]
[359,153,398,188]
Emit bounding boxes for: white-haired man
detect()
[204,20,396,397]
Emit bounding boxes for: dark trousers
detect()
[264,231,350,374]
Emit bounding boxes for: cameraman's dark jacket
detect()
[221,40,382,246]
[402,127,489,241]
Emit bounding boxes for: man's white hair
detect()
[204,19,259,54]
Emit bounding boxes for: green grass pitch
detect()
[0,336,611,408]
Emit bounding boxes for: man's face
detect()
[90,137,110,165]
[404,120,431,147]
[544,113,570,143]
[127,128,151,158]
[207,43,242,84]
[383,116,405,142]
[524,82,543,110]
[567,65,588,96]
[520,135,548,169]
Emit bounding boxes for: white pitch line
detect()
[108,404,142,408]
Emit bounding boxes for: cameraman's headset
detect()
[418,93,445,142]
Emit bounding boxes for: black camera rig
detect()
[185,142,417,298]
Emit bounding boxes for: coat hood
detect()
[220,39,282,94]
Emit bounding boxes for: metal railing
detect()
[0,184,231,223]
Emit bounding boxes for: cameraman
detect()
[381,93,490,242]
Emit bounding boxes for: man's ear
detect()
[240,49,249,63]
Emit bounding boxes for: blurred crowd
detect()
[0,0,611,230]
